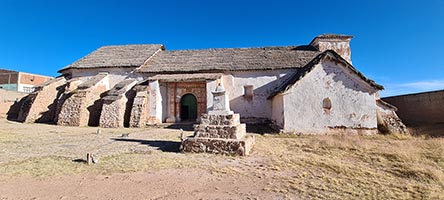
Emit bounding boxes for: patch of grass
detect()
[0,156,89,177]
[97,152,199,174]
[249,134,444,199]
[0,152,201,177]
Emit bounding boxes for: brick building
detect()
[0,69,53,93]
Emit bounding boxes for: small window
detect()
[244,85,253,97]
[243,85,253,101]
[323,98,332,112]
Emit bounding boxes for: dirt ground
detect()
[0,119,444,200]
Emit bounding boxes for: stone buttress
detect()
[57,73,109,126]
[129,85,150,128]
[99,79,137,128]
[17,77,66,123]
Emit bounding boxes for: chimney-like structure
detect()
[310,34,354,64]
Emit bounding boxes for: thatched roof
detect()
[268,50,384,99]
[59,44,164,73]
[147,73,223,82]
[138,45,321,73]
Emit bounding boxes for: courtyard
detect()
[0,119,443,199]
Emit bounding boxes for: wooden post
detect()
[86,153,92,165]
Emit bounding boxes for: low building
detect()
[16,34,406,134]
[0,69,53,93]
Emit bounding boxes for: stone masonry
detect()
[53,78,83,123]
[57,73,108,126]
[376,99,408,134]
[181,84,255,156]
[100,79,137,128]
[129,85,150,128]
[17,77,66,123]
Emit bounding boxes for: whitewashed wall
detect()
[271,94,284,128]
[205,79,219,111]
[148,80,162,123]
[66,67,143,88]
[281,60,377,133]
[222,70,292,123]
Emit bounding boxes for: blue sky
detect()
[0,0,443,97]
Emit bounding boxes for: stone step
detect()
[194,123,246,139]
[181,135,255,156]
[200,113,240,126]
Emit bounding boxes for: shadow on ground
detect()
[112,138,181,153]
[246,123,278,134]
[163,121,278,135]
[408,123,444,138]
[72,158,87,163]
[163,122,195,131]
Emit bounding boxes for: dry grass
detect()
[250,134,444,199]
[0,119,444,199]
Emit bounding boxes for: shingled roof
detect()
[59,44,164,73]
[138,45,321,73]
[268,50,384,99]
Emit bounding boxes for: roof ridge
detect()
[58,44,164,73]
[99,44,164,48]
[166,45,319,52]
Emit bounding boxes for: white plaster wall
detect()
[159,83,168,121]
[317,41,352,63]
[222,70,292,121]
[148,80,162,122]
[282,60,377,133]
[271,93,284,128]
[67,67,143,88]
[98,74,110,90]
[206,79,219,111]
[377,102,395,115]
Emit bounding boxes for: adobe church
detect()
[14,34,406,134]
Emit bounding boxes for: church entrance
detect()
[180,94,197,121]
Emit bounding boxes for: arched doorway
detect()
[180,94,197,121]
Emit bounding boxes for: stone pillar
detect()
[181,84,255,156]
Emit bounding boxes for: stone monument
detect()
[181,84,255,156]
